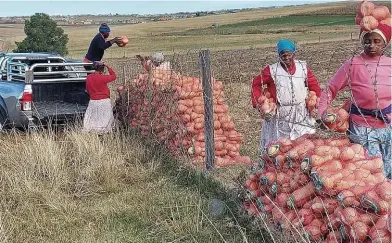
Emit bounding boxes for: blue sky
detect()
[0,0,344,17]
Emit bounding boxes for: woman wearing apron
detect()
[251,39,322,151]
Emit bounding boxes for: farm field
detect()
[0,1,391,242]
[0,1,372,58]
[1,38,390,242]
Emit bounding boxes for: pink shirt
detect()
[318,53,391,128]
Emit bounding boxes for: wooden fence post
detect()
[199,49,215,170]
[122,64,126,86]
[147,63,153,136]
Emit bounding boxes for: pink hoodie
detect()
[318,53,391,128]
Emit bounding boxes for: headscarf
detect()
[151,52,165,63]
[276,39,296,54]
[99,23,111,33]
[360,23,391,44]
[93,61,105,71]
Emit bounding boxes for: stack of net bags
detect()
[117,68,251,167]
[356,0,391,29]
[243,134,391,242]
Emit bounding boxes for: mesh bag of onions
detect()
[116,68,251,168]
[243,134,391,243]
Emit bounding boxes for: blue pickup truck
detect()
[0,52,93,130]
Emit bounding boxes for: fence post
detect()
[199,49,215,171]
[25,70,34,83]
[147,63,153,136]
[122,64,126,86]
[351,32,353,40]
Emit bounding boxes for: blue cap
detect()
[99,23,110,33]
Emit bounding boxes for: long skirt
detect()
[83,98,114,134]
[348,120,392,179]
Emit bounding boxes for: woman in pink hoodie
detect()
[318,23,392,179]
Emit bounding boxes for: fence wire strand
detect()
[108,39,391,243]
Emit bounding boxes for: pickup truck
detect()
[0,52,94,130]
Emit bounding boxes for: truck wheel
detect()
[0,106,8,131]
[0,112,5,131]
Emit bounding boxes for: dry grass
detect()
[0,125,276,242]
[0,36,379,243]
[0,2,390,241]
[1,1,359,58]
[64,23,357,59]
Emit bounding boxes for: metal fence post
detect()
[25,70,34,83]
[199,49,215,170]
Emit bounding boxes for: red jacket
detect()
[251,61,321,108]
[86,67,117,100]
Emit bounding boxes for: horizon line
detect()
[0,0,344,18]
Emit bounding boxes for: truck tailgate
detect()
[32,101,87,120]
[32,82,89,120]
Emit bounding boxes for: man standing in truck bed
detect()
[83,23,122,69]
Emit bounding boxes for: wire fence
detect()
[62,31,362,61]
[107,39,391,242]
[107,39,390,158]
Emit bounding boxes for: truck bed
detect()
[32,82,89,121]
[32,101,87,120]
[1,55,93,128]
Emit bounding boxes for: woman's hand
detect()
[306,91,320,117]
[258,105,274,121]
[103,63,111,69]
[110,37,122,45]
